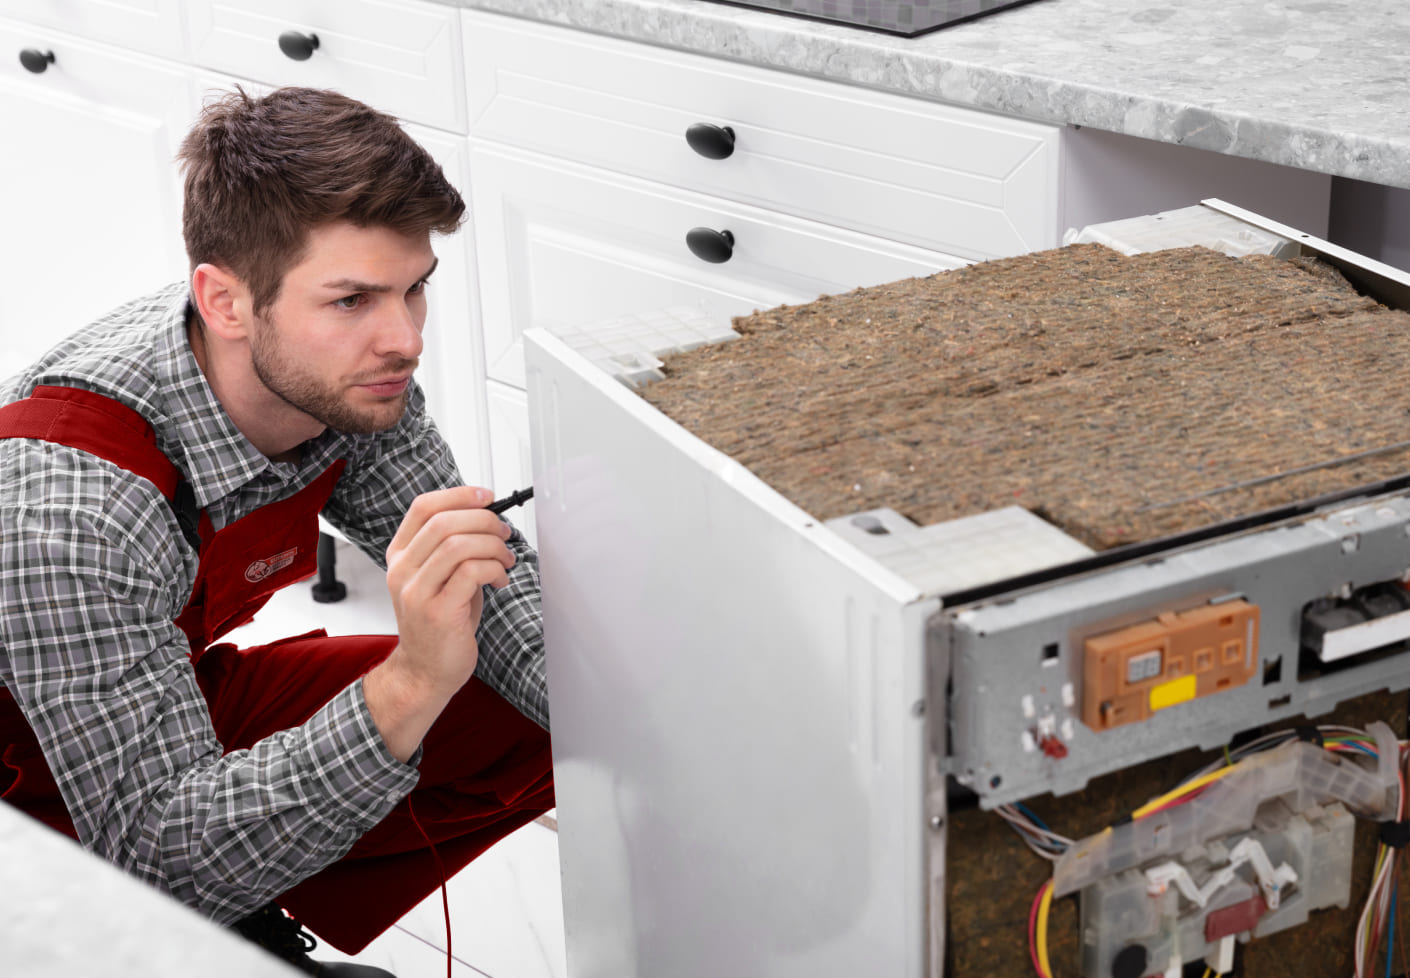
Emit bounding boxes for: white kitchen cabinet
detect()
[463,12,1062,261]
[0,16,193,364]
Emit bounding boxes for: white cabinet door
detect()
[470,144,967,391]
[0,20,193,366]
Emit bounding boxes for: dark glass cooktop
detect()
[700,0,1045,37]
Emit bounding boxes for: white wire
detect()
[995,805,1073,859]
[1355,851,1395,977]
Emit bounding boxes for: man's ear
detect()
[190,263,251,341]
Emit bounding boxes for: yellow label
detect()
[1149,674,1198,712]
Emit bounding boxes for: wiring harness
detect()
[1005,722,1409,978]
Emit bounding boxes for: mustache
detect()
[351,357,419,383]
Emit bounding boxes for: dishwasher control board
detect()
[939,489,1410,807]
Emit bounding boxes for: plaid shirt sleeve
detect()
[0,439,420,926]
[321,382,549,731]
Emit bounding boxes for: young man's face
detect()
[250,221,438,435]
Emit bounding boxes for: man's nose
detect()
[376,300,424,360]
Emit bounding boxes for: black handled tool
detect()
[487,486,534,514]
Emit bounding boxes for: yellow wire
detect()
[1037,880,1054,978]
[1132,765,1240,819]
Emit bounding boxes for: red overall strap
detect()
[0,385,182,500]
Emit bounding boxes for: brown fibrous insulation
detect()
[639,244,1410,550]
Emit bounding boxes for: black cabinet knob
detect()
[19,49,56,74]
[686,123,736,160]
[278,31,320,61]
[686,227,735,264]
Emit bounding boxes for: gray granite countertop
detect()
[449,0,1410,190]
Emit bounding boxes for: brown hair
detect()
[177,87,465,314]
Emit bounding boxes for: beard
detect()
[249,314,417,435]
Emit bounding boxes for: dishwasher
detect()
[524,200,1410,978]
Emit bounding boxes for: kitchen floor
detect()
[223,536,567,978]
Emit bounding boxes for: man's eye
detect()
[334,294,365,310]
[408,279,428,296]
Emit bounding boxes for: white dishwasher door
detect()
[525,327,942,978]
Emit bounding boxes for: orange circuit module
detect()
[1081,599,1260,732]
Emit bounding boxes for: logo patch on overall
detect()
[245,547,299,583]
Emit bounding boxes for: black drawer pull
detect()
[686,123,736,160]
[686,227,735,264]
[19,49,56,74]
[278,31,320,61]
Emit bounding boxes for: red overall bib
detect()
[0,385,554,952]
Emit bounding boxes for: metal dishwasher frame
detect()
[524,200,1410,977]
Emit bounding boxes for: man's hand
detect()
[363,486,515,762]
[385,485,515,688]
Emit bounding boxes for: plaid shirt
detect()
[0,282,546,925]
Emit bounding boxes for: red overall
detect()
[0,386,554,952]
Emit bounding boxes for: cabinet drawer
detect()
[6,1,187,61]
[471,144,965,391]
[463,10,1060,262]
[187,0,465,132]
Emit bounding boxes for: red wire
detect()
[1139,783,1211,819]
[406,796,454,978]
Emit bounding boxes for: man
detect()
[0,87,553,976]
